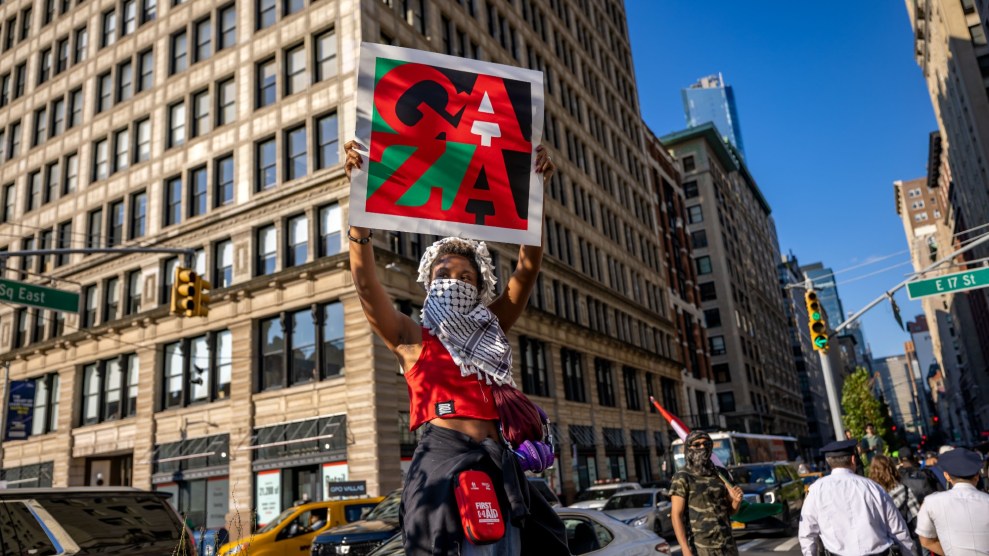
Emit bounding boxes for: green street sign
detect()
[0,279,79,313]
[906,268,989,300]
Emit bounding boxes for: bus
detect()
[671,432,799,471]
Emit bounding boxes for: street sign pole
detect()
[819,350,845,441]
[0,361,9,482]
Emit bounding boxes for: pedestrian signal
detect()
[804,290,829,351]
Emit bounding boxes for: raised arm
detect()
[345,141,417,350]
[488,146,553,332]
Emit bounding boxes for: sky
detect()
[625,1,938,358]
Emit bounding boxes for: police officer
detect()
[799,439,916,556]
[915,448,989,555]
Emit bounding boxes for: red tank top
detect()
[406,328,499,430]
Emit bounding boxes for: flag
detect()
[648,396,725,467]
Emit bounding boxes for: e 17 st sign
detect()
[350,43,545,245]
[906,267,989,299]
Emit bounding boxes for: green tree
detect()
[841,367,887,442]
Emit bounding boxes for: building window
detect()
[168,101,186,147]
[164,176,182,226]
[286,126,307,180]
[142,0,158,22]
[318,203,341,257]
[623,366,642,410]
[219,5,236,49]
[316,112,339,169]
[717,391,735,412]
[257,58,276,108]
[171,31,188,74]
[258,301,344,391]
[69,88,83,127]
[63,153,79,194]
[136,118,151,162]
[286,214,308,267]
[194,17,212,61]
[682,155,695,172]
[101,10,117,47]
[683,180,698,198]
[256,138,276,190]
[1,183,15,222]
[114,128,130,171]
[257,0,276,29]
[81,284,98,327]
[713,363,731,384]
[257,225,277,275]
[215,155,234,206]
[31,373,60,436]
[687,205,703,224]
[315,29,337,81]
[704,308,721,328]
[108,200,125,247]
[122,0,137,35]
[699,282,716,301]
[51,98,65,136]
[81,354,139,425]
[118,60,133,101]
[97,72,113,112]
[138,49,154,92]
[189,166,207,217]
[33,108,49,147]
[595,358,615,407]
[160,256,178,305]
[93,139,109,181]
[214,239,233,288]
[520,336,549,397]
[103,276,120,322]
[87,209,103,249]
[126,269,142,315]
[192,89,211,137]
[130,191,147,239]
[709,335,726,356]
[162,330,232,409]
[73,26,88,63]
[691,230,708,249]
[285,45,307,95]
[561,348,586,403]
[217,78,236,125]
[695,256,712,275]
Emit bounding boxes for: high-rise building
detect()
[646,129,718,431]
[893,173,979,443]
[779,253,834,454]
[682,73,746,158]
[874,353,930,442]
[0,0,684,532]
[660,123,804,437]
[906,0,989,435]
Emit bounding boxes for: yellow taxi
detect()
[218,497,384,556]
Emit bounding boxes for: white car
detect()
[568,482,642,510]
[556,507,671,555]
[601,488,673,537]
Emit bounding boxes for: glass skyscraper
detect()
[682,73,746,158]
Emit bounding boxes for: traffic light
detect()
[804,290,829,351]
[170,267,211,317]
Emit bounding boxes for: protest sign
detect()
[352,43,545,245]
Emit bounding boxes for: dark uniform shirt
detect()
[670,468,736,551]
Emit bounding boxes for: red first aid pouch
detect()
[454,470,506,545]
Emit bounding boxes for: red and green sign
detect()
[352,44,545,245]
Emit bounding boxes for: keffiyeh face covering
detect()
[421,279,515,387]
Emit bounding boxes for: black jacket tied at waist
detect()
[400,423,570,556]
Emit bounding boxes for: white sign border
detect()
[351,42,545,246]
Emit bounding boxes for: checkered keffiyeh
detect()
[421,279,515,387]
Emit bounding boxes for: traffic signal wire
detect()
[0,301,254,364]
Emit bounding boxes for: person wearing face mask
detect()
[669,431,745,556]
[914,448,989,555]
[344,141,568,556]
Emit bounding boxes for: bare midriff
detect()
[397,341,501,444]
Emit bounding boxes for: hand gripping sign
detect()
[351,43,545,245]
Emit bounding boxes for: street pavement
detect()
[668,535,802,555]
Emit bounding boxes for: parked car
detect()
[528,477,562,507]
[310,489,401,556]
[217,497,384,556]
[0,487,196,555]
[728,463,804,534]
[361,509,672,556]
[557,507,671,555]
[568,481,643,510]
[601,488,673,537]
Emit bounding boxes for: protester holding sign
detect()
[345,140,567,555]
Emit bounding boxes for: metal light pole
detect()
[818,348,845,441]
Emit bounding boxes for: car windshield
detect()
[257,508,297,533]
[603,493,655,510]
[576,487,619,502]
[364,492,402,521]
[731,466,776,485]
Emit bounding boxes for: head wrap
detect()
[417,237,499,306]
[684,430,715,476]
